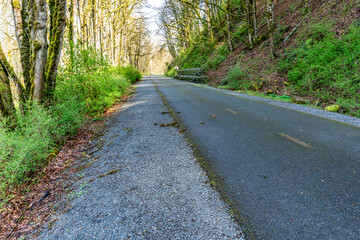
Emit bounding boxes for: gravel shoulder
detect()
[36,77,244,240]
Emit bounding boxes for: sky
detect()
[142,0,165,44]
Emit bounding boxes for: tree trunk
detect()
[253,0,257,39]
[29,0,48,101]
[204,0,214,42]
[0,44,21,117]
[68,0,74,64]
[245,0,256,48]
[92,0,96,49]
[44,0,67,101]
[11,0,32,99]
[226,0,233,52]
[0,68,15,118]
[266,0,276,58]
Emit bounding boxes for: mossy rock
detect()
[325,105,340,112]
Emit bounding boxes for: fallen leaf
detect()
[179,128,187,133]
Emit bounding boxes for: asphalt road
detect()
[151,75,360,240]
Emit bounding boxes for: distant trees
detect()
[0,0,152,118]
[68,0,151,69]
[159,0,277,58]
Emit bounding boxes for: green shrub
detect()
[226,65,260,90]
[165,67,177,77]
[0,104,56,194]
[56,46,133,115]
[0,45,136,197]
[52,95,85,137]
[278,21,360,116]
[281,22,360,92]
[117,65,142,84]
[202,43,230,71]
[175,37,215,69]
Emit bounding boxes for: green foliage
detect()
[273,24,288,46]
[58,46,133,116]
[175,37,215,69]
[297,20,334,43]
[116,65,142,84]
[170,38,231,74]
[0,45,137,197]
[225,65,257,90]
[279,21,360,116]
[165,67,177,77]
[267,94,291,102]
[202,43,230,71]
[0,104,56,194]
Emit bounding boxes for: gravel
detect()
[36,77,244,240]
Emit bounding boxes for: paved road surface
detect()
[151,75,360,240]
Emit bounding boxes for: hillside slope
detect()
[169,0,360,117]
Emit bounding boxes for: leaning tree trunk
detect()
[0,67,15,118]
[44,0,67,101]
[0,44,22,117]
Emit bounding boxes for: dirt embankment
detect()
[207,0,360,94]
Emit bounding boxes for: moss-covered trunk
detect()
[11,0,32,100]
[29,0,48,101]
[44,0,67,101]
[68,0,74,65]
[0,68,15,118]
[0,44,22,117]
[245,0,257,48]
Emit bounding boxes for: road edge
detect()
[152,78,257,240]
[160,76,360,128]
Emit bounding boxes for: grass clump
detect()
[223,62,263,92]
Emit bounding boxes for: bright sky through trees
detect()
[142,0,165,43]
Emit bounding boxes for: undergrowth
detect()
[278,21,360,116]
[222,20,360,117]
[165,66,177,77]
[0,45,141,201]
